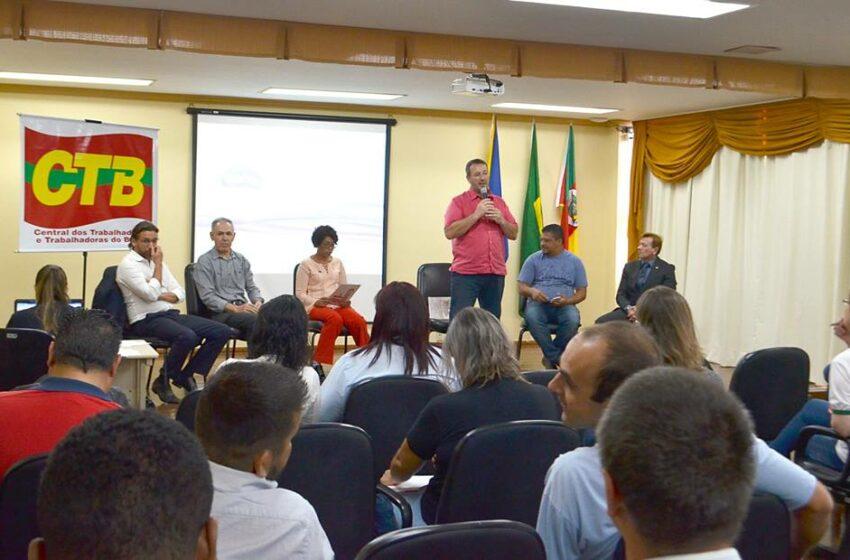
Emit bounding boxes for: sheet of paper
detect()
[428,297,450,321]
[389,475,433,493]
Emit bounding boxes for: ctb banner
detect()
[20,115,157,252]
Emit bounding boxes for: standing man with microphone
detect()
[444,158,518,320]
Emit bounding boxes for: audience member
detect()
[30,409,216,560]
[381,307,559,524]
[219,295,321,423]
[599,367,755,559]
[295,225,369,367]
[118,220,231,403]
[635,286,722,384]
[518,223,587,368]
[319,281,459,422]
[771,291,850,469]
[196,361,333,560]
[596,233,676,323]
[194,217,264,339]
[6,265,73,332]
[0,309,121,483]
[536,322,833,560]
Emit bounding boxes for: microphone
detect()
[480,185,490,199]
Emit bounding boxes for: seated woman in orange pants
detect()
[295,225,370,367]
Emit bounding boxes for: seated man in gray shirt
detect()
[518,224,587,369]
[194,217,264,339]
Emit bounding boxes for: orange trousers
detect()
[309,306,370,364]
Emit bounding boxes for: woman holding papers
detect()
[295,225,370,367]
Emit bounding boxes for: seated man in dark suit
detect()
[596,232,676,323]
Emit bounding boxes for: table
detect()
[114,339,159,409]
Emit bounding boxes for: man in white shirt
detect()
[118,220,231,403]
[536,321,833,560]
[195,360,334,560]
[598,367,755,560]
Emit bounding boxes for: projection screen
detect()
[190,109,395,320]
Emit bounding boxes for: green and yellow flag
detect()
[520,122,544,275]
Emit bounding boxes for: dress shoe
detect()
[151,372,179,404]
[174,375,198,393]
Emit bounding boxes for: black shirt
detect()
[6,304,75,331]
[406,377,560,523]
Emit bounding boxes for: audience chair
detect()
[354,520,546,560]
[795,426,850,558]
[435,420,580,526]
[613,492,791,560]
[343,375,449,478]
[292,264,351,353]
[277,423,411,560]
[175,389,204,432]
[0,328,53,392]
[184,263,240,358]
[735,492,791,560]
[0,453,49,560]
[521,370,562,418]
[416,263,451,334]
[729,347,809,441]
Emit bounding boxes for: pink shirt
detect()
[295,257,347,312]
[444,189,516,276]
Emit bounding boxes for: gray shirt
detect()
[195,248,263,313]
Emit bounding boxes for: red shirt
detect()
[0,377,119,482]
[444,190,516,276]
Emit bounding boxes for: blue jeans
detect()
[769,399,844,469]
[449,273,505,320]
[524,301,580,367]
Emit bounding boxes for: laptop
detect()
[14,299,84,313]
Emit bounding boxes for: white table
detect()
[114,339,160,409]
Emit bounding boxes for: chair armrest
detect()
[376,483,413,528]
[795,425,850,485]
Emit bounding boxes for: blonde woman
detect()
[380,307,559,524]
[635,286,722,384]
[7,265,73,333]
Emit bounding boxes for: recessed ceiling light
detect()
[509,0,750,19]
[492,102,619,115]
[262,88,405,101]
[0,71,153,86]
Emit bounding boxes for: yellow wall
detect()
[0,88,619,338]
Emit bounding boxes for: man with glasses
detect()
[444,158,518,320]
[537,321,833,560]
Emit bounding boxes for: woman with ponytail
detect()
[7,265,74,333]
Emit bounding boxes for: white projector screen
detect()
[190,110,393,320]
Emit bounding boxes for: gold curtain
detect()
[628,97,850,253]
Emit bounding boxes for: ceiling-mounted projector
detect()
[451,73,505,96]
